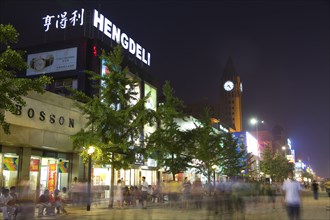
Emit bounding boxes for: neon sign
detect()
[93,9,151,66]
[42,9,84,32]
[41,8,151,66]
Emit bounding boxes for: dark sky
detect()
[1,0,329,178]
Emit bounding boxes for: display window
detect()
[30,156,40,196]
[1,154,19,188]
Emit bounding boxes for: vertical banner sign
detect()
[58,161,69,173]
[48,164,57,192]
[3,157,18,171]
[30,159,40,172]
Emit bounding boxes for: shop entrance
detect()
[39,157,69,195]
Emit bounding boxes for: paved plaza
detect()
[3,190,329,220]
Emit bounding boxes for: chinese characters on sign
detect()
[43,8,84,32]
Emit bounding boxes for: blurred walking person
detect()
[140,176,148,209]
[311,180,319,200]
[282,171,302,220]
[182,177,191,208]
[191,177,203,209]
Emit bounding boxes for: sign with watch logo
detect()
[27,47,77,75]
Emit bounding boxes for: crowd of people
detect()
[0,172,322,219]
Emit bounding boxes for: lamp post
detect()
[87,146,95,211]
[282,146,287,157]
[250,118,264,180]
[211,165,218,192]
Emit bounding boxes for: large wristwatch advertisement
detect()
[30,55,54,71]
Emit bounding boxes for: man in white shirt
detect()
[140,176,149,209]
[282,171,302,220]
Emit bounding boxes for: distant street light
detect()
[282,146,287,157]
[87,146,95,211]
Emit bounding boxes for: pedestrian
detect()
[115,179,123,208]
[182,177,191,208]
[140,176,148,209]
[70,177,80,206]
[0,188,16,220]
[191,177,203,209]
[54,188,68,215]
[9,186,22,218]
[311,180,319,200]
[282,171,302,220]
[36,189,55,217]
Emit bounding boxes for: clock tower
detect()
[219,57,243,132]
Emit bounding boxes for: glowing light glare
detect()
[250,118,257,125]
[88,146,95,155]
[246,132,258,156]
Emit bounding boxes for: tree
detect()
[70,45,154,208]
[260,146,293,182]
[188,108,224,189]
[220,132,250,177]
[0,24,51,134]
[146,81,193,181]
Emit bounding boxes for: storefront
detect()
[0,91,85,200]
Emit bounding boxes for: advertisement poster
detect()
[27,47,77,75]
[3,157,18,171]
[48,164,57,192]
[58,161,69,173]
[30,159,40,172]
[143,82,157,153]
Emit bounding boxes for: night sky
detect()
[1,0,329,178]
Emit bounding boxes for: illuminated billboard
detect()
[232,132,259,156]
[144,82,157,137]
[27,47,77,75]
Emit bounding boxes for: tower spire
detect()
[223,56,237,78]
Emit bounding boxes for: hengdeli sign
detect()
[42,8,151,66]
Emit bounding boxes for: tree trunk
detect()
[108,153,115,208]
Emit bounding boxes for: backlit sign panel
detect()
[27,47,77,75]
[144,83,157,138]
[232,132,259,156]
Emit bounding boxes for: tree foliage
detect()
[146,81,192,180]
[70,45,155,208]
[220,132,250,177]
[70,45,154,169]
[0,24,51,134]
[260,146,294,181]
[188,108,224,184]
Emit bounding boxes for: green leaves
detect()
[0,24,52,134]
[70,45,153,170]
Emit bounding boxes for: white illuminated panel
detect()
[246,132,259,156]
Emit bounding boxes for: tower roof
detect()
[222,56,237,78]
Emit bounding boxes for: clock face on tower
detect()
[224,80,234,91]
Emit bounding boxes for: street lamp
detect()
[212,165,217,186]
[87,146,95,211]
[282,146,287,157]
[250,118,264,180]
